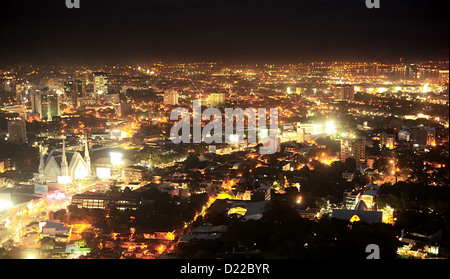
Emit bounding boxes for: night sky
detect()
[1,0,448,65]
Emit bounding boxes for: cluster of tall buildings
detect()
[338,125,437,166]
[9,70,120,122]
[408,126,436,147]
[30,88,61,120]
[64,80,85,106]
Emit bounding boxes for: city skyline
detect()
[0,0,448,263]
[1,59,448,259]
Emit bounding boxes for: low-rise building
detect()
[39,220,72,243]
[361,189,377,210]
[297,209,320,220]
[332,200,383,224]
[71,193,139,211]
[123,165,147,182]
[343,189,361,210]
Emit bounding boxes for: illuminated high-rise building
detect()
[340,136,366,164]
[380,132,395,150]
[287,87,303,95]
[398,129,410,141]
[94,71,108,98]
[439,70,449,90]
[410,126,435,147]
[334,85,355,101]
[164,89,179,106]
[64,80,85,106]
[118,102,133,117]
[15,82,32,104]
[208,93,226,107]
[31,89,60,120]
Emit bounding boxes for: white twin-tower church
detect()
[36,136,91,185]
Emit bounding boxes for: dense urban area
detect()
[0,60,448,259]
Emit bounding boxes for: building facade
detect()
[410,126,435,147]
[208,93,226,106]
[94,71,108,98]
[334,85,355,101]
[7,120,27,144]
[163,89,179,106]
[380,132,395,149]
[38,138,91,184]
[64,80,85,106]
[31,89,60,120]
[340,137,366,163]
[71,194,139,211]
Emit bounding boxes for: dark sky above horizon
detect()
[1,0,448,65]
